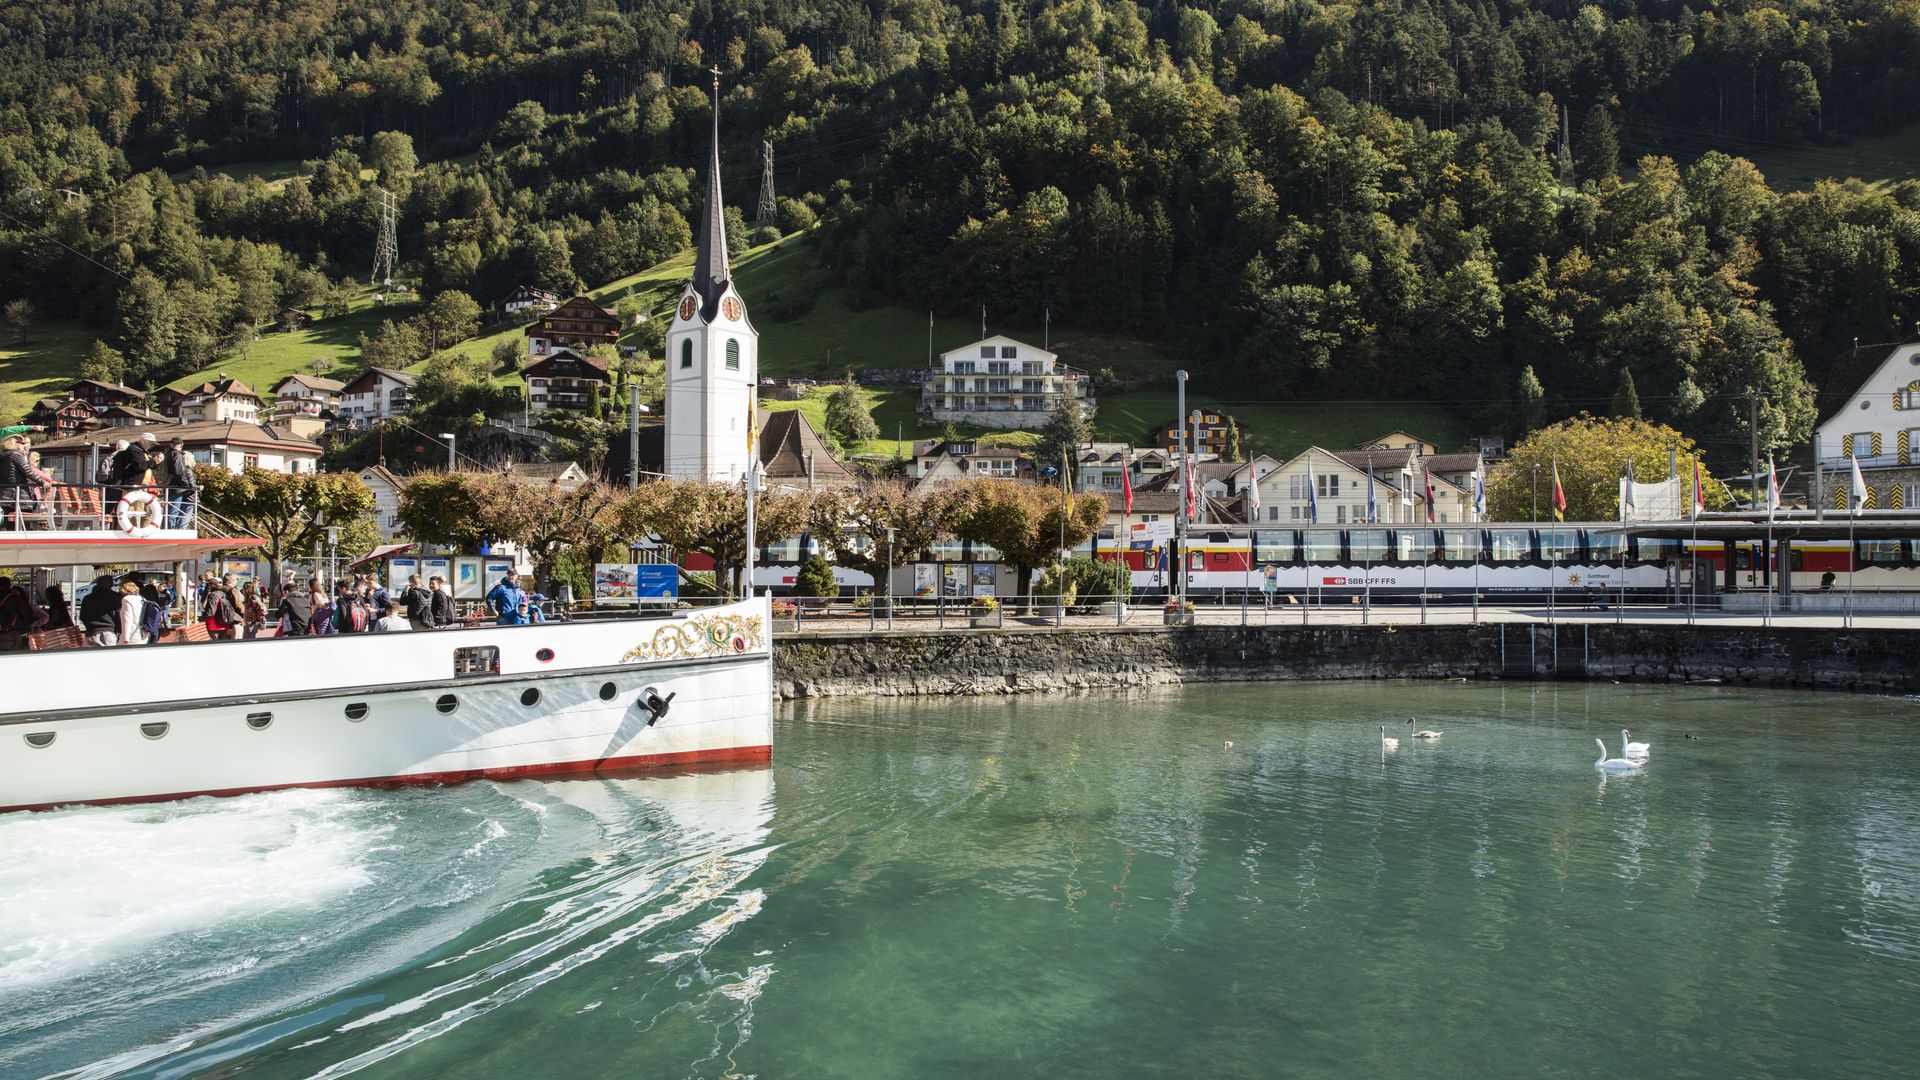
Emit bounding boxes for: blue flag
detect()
[1473,473,1485,518]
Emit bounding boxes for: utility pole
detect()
[629,384,641,491]
[371,186,399,287]
[756,139,777,225]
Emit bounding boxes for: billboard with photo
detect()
[453,557,484,600]
[594,563,638,601]
[971,563,996,597]
[912,564,937,599]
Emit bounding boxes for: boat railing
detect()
[0,483,199,534]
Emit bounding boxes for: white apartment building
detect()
[921,335,1094,430]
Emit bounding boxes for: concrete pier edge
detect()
[771,623,1918,699]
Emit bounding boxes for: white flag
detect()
[1766,454,1780,517]
[1850,454,1868,513]
[1245,463,1260,520]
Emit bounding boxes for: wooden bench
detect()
[26,626,84,650]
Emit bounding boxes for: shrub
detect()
[793,555,836,597]
[1062,555,1129,602]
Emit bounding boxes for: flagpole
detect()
[1304,450,1313,626]
[1764,453,1775,628]
[1689,454,1699,627]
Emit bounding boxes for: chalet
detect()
[177,376,262,424]
[69,379,143,411]
[502,286,562,318]
[522,348,612,413]
[152,386,188,418]
[1812,338,1920,509]
[1240,446,1479,525]
[97,404,167,428]
[1150,412,1244,457]
[32,420,322,484]
[1074,443,1174,495]
[271,374,345,420]
[338,367,417,426]
[26,398,95,435]
[526,295,619,357]
[1351,430,1439,456]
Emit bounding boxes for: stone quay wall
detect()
[770,624,1920,699]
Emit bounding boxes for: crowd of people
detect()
[0,430,198,529]
[0,566,558,649]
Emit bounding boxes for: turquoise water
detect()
[3,683,1918,1078]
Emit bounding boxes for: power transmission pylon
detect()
[371,186,399,286]
[756,140,776,225]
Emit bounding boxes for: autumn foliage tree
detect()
[807,479,975,583]
[397,471,621,593]
[615,479,813,598]
[196,465,376,588]
[1485,415,1732,522]
[953,479,1106,610]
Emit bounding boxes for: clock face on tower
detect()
[722,296,743,322]
[678,295,698,321]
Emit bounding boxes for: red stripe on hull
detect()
[3,743,773,814]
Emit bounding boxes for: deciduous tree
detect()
[953,479,1105,610]
[1485,415,1729,521]
[196,466,377,588]
[615,479,812,598]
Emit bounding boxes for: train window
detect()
[1488,530,1532,562]
[1858,540,1906,565]
[1349,529,1390,562]
[1397,530,1438,562]
[1254,530,1298,564]
[1539,529,1582,561]
[1304,530,1342,562]
[1588,532,1627,562]
[1440,530,1480,562]
[1633,537,1678,564]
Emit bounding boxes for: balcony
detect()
[2,483,200,535]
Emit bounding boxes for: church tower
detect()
[664,69,758,483]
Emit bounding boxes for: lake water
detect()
[3,682,1918,1078]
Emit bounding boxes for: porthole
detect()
[598,682,618,701]
[140,722,170,740]
[246,712,273,731]
[345,702,369,722]
[520,687,542,708]
[535,648,555,663]
[23,732,54,749]
[436,694,459,715]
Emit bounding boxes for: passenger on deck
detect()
[80,575,119,646]
[0,434,35,527]
[41,585,73,631]
[276,583,312,636]
[428,575,454,628]
[239,581,266,639]
[118,581,149,646]
[488,570,529,626]
[139,582,166,643]
[0,577,33,650]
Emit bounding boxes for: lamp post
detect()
[439,432,456,471]
[1174,369,1188,603]
[886,526,895,631]
[325,524,340,590]
[1531,464,1539,522]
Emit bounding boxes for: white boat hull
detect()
[1,599,774,813]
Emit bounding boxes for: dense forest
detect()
[4,0,1920,454]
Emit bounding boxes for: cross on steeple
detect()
[708,65,722,93]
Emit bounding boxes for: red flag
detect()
[1185,456,1198,520]
[1424,465,1436,524]
[1122,445,1133,518]
[1551,460,1568,521]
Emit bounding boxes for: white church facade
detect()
[663,73,758,483]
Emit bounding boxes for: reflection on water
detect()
[4,684,1920,1079]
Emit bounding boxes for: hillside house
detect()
[271,374,345,421]
[522,348,612,414]
[526,295,620,357]
[358,464,410,540]
[1150,412,1244,458]
[1814,338,1920,509]
[921,336,1094,430]
[503,286,561,318]
[26,398,95,435]
[909,439,1032,485]
[177,377,262,424]
[338,367,417,426]
[69,379,144,412]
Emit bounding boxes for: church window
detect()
[726,339,740,370]
[680,340,693,369]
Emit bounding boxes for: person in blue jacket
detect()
[487,570,529,625]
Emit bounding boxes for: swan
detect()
[1595,739,1642,772]
[1408,718,1443,739]
[1622,729,1650,760]
[1379,725,1399,750]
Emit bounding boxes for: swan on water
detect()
[1380,725,1399,750]
[1595,739,1642,772]
[1622,729,1651,760]
[1408,718,1443,739]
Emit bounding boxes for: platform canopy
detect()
[0,534,263,568]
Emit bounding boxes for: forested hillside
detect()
[4,0,1919,456]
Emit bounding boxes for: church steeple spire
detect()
[691,66,731,321]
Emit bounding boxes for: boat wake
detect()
[0,767,775,1079]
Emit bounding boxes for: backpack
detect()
[341,597,370,633]
[140,597,165,640]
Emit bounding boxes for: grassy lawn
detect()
[0,320,98,423]
[1645,120,1920,193]
[166,286,420,392]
